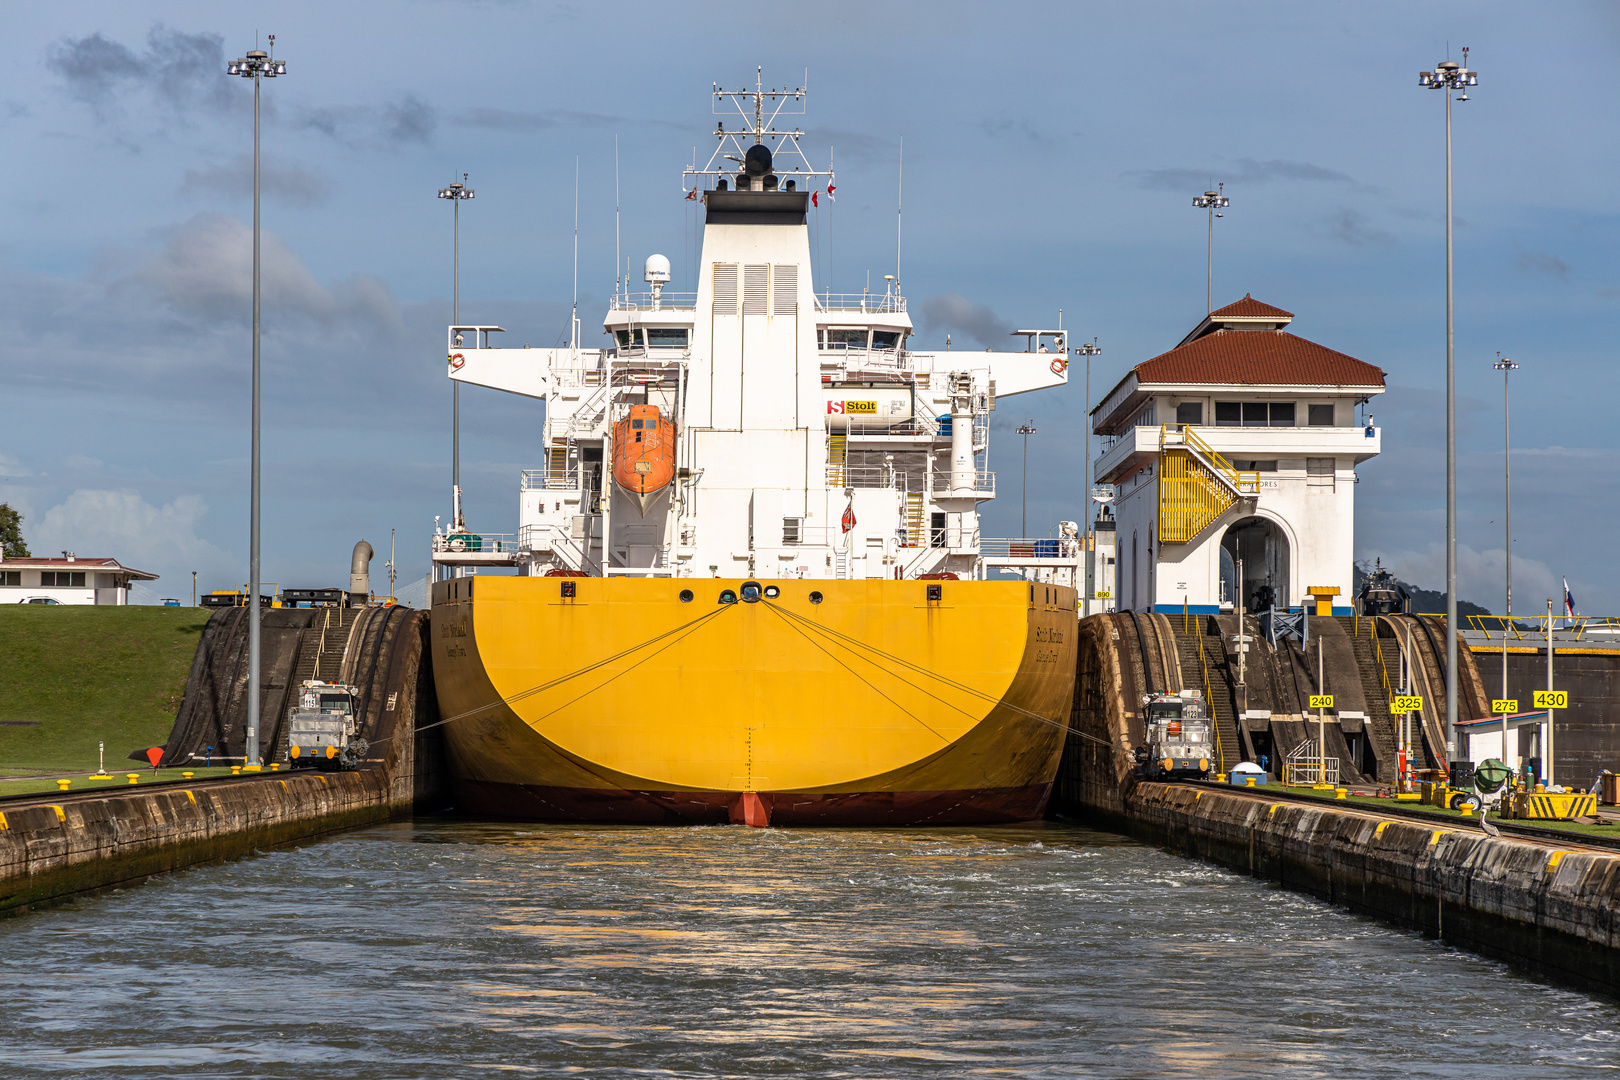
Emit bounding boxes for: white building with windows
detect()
[1090,296,1384,614]
[0,555,159,605]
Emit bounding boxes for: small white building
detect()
[0,555,159,605]
[1090,296,1384,614]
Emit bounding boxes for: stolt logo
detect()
[827,400,877,415]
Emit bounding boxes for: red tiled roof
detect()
[1209,294,1293,320]
[1135,329,1385,387]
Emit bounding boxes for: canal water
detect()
[1,820,1615,1078]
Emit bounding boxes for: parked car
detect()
[18,597,61,605]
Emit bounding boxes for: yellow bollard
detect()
[56,779,71,792]
[230,766,242,776]
[182,771,194,779]
[270,762,281,771]
[125,773,140,785]
[1215,773,1227,784]
[1335,788,1348,800]
[1245,776,1257,787]
[1460,803,1474,817]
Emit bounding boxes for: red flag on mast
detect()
[841,504,856,533]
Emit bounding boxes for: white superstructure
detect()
[435,76,1072,582]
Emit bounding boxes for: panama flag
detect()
[1564,577,1577,618]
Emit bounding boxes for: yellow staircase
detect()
[826,432,848,486]
[904,492,925,547]
[1157,426,1259,543]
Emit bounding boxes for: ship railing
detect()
[814,292,907,314]
[827,465,929,490]
[979,538,1079,560]
[929,468,996,496]
[608,292,698,311]
[520,469,581,492]
[432,531,526,555]
[519,524,595,574]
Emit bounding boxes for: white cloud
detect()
[120,213,400,330]
[0,452,31,478]
[34,490,232,590]
[63,454,102,470]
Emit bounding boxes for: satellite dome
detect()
[643,254,671,285]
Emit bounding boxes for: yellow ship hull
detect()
[429,577,1077,826]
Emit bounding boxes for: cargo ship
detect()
[430,74,1080,825]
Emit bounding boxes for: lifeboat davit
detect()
[612,404,676,515]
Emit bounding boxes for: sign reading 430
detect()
[1534,689,1570,709]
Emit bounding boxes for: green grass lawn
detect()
[0,766,248,797]
[1263,783,1620,839]
[0,607,206,774]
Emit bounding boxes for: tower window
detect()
[1175,402,1203,426]
[1308,404,1335,426]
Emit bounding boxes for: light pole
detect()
[1017,423,1036,538]
[1495,353,1517,766]
[227,38,286,771]
[1075,338,1102,615]
[1419,47,1477,758]
[439,175,474,531]
[1192,184,1230,313]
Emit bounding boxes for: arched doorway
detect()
[1221,517,1291,612]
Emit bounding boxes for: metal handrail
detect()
[814,293,907,314]
[608,292,698,310]
[1196,620,1226,776]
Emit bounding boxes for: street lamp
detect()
[227,36,286,771]
[1017,423,1036,538]
[1074,338,1102,615]
[1418,46,1478,758]
[438,175,474,531]
[1494,352,1517,766]
[1192,184,1230,313]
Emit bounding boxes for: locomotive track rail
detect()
[1181,778,1620,853]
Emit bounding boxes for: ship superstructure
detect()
[427,76,1082,826]
[439,76,1074,584]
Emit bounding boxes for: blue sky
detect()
[1,1,1617,612]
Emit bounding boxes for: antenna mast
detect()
[571,156,580,352]
[683,69,833,191]
[896,137,903,290]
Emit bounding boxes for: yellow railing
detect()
[1196,620,1226,775]
[1157,426,1259,544]
[1371,618,1393,702]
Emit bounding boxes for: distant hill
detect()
[1353,563,1494,618]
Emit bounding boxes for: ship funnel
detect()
[744,143,773,176]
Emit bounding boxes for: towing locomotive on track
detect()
[1135,690,1215,780]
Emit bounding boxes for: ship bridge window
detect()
[646,327,689,348]
[825,329,868,350]
[614,329,643,349]
[871,330,901,350]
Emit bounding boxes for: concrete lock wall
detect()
[0,608,445,916]
[1054,612,1620,995]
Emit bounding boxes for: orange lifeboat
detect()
[612,404,676,515]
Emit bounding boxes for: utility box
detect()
[1601,772,1619,806]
